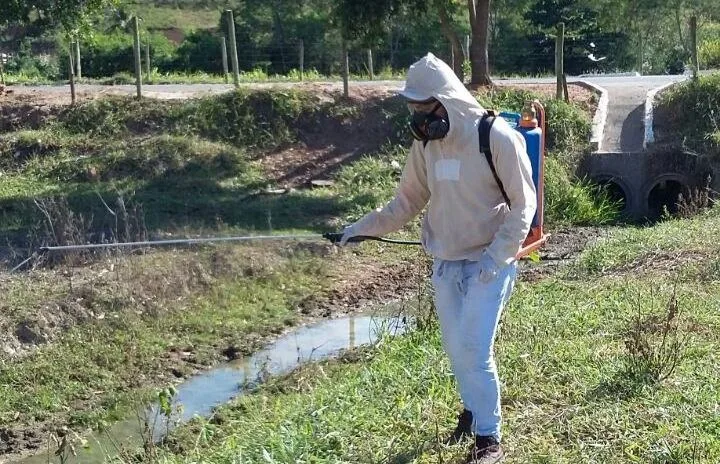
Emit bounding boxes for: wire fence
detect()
[0,18,677,94]
[0,26,578,87]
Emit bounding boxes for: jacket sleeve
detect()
[485,122,537,266]
[349,142,430,237]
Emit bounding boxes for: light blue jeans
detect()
[431,258,517,440]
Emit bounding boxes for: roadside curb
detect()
[572,80,608,153]
[643,79,686,150]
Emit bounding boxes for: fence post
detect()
[299,40,304,81]
[68,48,76,105]
[0,58,5,85]
[367,49,374,80]
[342,39,349,98]
[145,43,151,82]
[74,39,82,79]
[221,36,229,83]
[690,16,699,80]
[226,9,240,87]
[132,16,142,99]
[555,22,565,100]
[465,34,470,60]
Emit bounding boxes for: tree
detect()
[468,0,492,86]
[437,0,466,81]
[1,0,114,32]
[336,0,496,85]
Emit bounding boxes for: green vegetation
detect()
[0,85,622,460]
[132,4,222,31]
[156,206,720,464]
[0,245,350,432]
[0,87,613,245]
[2,0,718,84]
[655,73,720,157]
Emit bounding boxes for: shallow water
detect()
[16,313,408,464]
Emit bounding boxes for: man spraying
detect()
[340,53,536,463]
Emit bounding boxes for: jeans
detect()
[431,258,517,440]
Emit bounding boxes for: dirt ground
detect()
[256,82,596,189]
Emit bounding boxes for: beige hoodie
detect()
[348,53,537,266]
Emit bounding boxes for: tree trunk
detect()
[273,8,287,73]
[675,6,685,53]
[468,0,492,86]
[438,1,464,81]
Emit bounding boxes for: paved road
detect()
[582,75,688,152]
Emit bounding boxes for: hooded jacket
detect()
[348,53,537,266]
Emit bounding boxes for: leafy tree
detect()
[1,0,115,32]
[335,0,497,84]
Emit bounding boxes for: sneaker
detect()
[466,435,504,464]
[444,409,473,445]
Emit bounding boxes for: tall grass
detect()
[655,74,720,156]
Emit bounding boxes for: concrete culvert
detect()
[647,179,687,218]
[594,178,628,211]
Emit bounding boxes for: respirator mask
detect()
[408,101,449,141]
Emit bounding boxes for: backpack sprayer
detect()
[11,101,548,272]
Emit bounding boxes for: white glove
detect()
[339,225,357,246]
[478,252,499,283]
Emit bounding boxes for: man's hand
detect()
[478,252,499,283]
[339,225,357,246]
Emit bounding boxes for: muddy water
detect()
[16,313,408,464]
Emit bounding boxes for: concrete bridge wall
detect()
[577,148,716,219]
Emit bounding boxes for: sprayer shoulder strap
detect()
[479,111,512,208]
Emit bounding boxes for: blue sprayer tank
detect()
[499,101,548,258]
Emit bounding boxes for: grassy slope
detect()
[159,207,720,464]
[130,4,222,31]
[655,73,720,156]
[0,87,609,458]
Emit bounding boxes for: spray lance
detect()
[10,232,421,272]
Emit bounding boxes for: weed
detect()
[623,285,690,383]
[677,176,715,219]
[50,427,87,464]
[655,74,720,157]
[544,156,622,226]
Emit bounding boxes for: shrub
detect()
[699,39,720,70]
[58,31,176,78]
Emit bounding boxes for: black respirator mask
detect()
[409,102,450,142]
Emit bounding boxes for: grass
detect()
[0,87,613,244]
[0,246,331,429]
[0,85,621,459]
[655,73,720,157]
[155,206,720,464]
[576,207,720,276]
[1,69,405,86]
[129,4,223,31]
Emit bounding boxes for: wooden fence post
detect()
[299,40,304,81]
[690,16,699,80]
[226,10,240,87]
[132,16,142,99]
[342,39,349,97]
[68,48,76,105]
[367,49,374,80]
[221,36,229,83]
[74,39,82,79]
[555,22,565,100]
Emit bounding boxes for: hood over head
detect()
[399,53,485,139]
